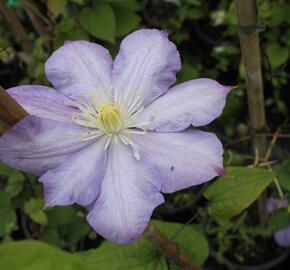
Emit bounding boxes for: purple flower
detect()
[0,29,230,243]
[267,198,290,247]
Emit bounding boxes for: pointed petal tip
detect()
[225,85,238,93]
[113,27,181,105]
[43,200,54,208]
[215,166,227,176]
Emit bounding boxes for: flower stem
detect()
[0,86,28,136]
[144,223,202,270]
[235,0,268,227]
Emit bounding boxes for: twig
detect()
[171,213,198,241]
[22,0,53,27]
[248,160,277,168]
[225,133,290,147]
[0,0,32,53]
[263,128,281,162]
[0,43,13,53]
[256,160,277,167]
[21,0,51,47]
[0,86,28,136]
[144,223,202,270]
[235,0,268,227]
[253,148,259,167]
[225,135,251,147]
[265,164,284,199]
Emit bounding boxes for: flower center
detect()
[98,104,122,134]
[70,86,153,159]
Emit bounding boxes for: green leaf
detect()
[24,198,48,225]
[267,44,289,69]
[100,0,141,11]
[185,0,201,6]
[44,206,88,247]
[0,240,87,270]
[47,0,67,13]
[79,3,115,43]
[0,192,17,237]
[80,239,167,270]
[153,220,209,267]
[55,29,90,48]
[42,226,61,246]
[65,219,90,246]
[70,0,84,5]
[273,158,290,191]
[79,220,208,269]
[45,206,80,226]
[57,18,75,32]
[0,162,17,176]
[114,7,140,37]
[204,167,275,219]
[270,5,289,26]
[269,208,290,232]
[4,172,25,198]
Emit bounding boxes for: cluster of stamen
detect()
[98,104,123,133]
[69,85,150,160]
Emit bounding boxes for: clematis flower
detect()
[0,29,230,243]
[267,198,290,247]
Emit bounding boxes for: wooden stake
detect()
[235,0,268,226]
[0,86,28,136]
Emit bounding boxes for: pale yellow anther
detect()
[98,104,122,133]
[72,86,147,158]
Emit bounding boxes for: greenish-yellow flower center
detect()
[98,104,123,134]
[71,87,151,159]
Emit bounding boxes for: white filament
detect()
[70,85,150,160]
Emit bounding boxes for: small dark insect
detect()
[170,166,174,171]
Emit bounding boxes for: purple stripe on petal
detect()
[40,138,107,207]
[0,115,94,176]
[138,78,231,132]
[113,29,181,106]
[7,85,77,123]
[45,41,113,98]
[134,130,224,193]
[87,142,164,243]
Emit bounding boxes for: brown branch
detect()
[0,86,28,136]
[0,120,10,135]
[235,0,268,227]
[22,0,53,27]
[144,223,202,270]
[264,128,281,162]
[0,0,32,53]
[21,0,51,47]
[171,213,198,241]
[235,0,266,131]
[225,133,290,147]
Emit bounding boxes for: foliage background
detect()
[0,0,290,269]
